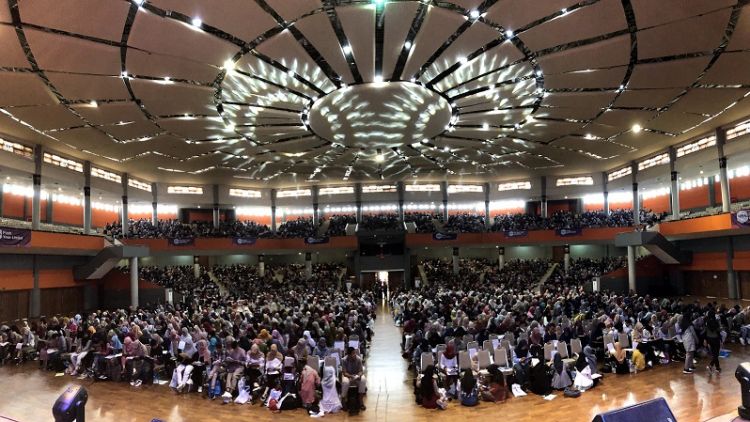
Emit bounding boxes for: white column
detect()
[32,145,42,230]
[83,161,92,234]
[312,185,320,227]
[669,147,680,219]
[130,256,139,309]
[212,184,220,228]
[258,255,265,277]
[121,173,129,234]
[498,247,505,270]
[441,181,449,221]
[631,163,640,225]
[627,246,636,293]
[484,182,491,229]
[151,183,158,225]
[165,288,173,305]
[305,252,312,279]
[540,176,548,219]
[601,172,609,216]
[452,247,459,275]
[563,245,570,274]
[717,128,731,213]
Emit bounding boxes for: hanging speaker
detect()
[592,398,676,422]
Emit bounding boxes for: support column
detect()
[355,183,363,223]
[484,182,491,229]
[627,246,636,293]
[258,254,265,277]
[305,252,312,280]
[540,176,548,218]
[716,127,731,213]
[564,245,570,275]
[30,255,40,318]
[668,147,680,220]
[708,176,717,208]
[452,247,459,275]
[270,189,277,232]
[397,182,405,222]
[130,256,139,309]
[727,237,739,299]
[441,181,448,221]
[45,196,53,224]
[312,185,320,226]
[602,172,610,216]
[121,173,129,234]
[498,247,505,271]
[32,145,42,230]
[631,162,640,225]
[212,184,220,228]
[151,183,158,225]
[83,161,92,234]
[193,256,201,278]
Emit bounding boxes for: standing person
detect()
[681,313,698,375]
[705,310,722,374]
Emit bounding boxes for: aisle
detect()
[364,299,413,422]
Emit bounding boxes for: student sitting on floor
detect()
[459,369,479,406]
[419,365,447,410]
[480,364,507,402]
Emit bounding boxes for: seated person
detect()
[459,369,479,406]
[480,364,507,402]
[439,343,459,397]
[319,366,342,415]
[222,339,247,399]
[419,365,446,410]
[342,347,367,412]
[170,353,194,393]
[551,353,572,390]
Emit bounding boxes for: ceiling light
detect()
[422,138,429,144]
[410,77,416,83]
[191,18,202,28]
[223,59,235,71]
[134,0,144,4]
[469,10,480,20]
[372,0,385,6]
[373,74,383,83]
[482,123,489,130]
[536,69,543,77]
[343,44,352,55]
[632,123,642,133]
[375,153,384,162]
[120,71,128,78]
[163,77,171,83]
[225,123,235,131]
[89,100,98,107]
[458,56,468,65]
[404,41,412,50]
[443,147,450,152]
[505,29,514,38]
[561,8,567,14]
[287,70,295,78]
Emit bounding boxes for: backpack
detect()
[346,385,360,415]
[564,387,581,398]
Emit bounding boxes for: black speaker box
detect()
[592,398,676,422]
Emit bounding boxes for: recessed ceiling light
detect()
[373,74,383,83]
[191,18,202,27]
[536,69,543,77]
[469,10,480,19]
[287,70,295,78]
[120,71,128,78]
[505,29,514,38]
[422,138,429,144]
[632,123,642,133]
[225,123,235,131]
[482,123,489,130]
[375,153,384,162]
[458,56,468,65]
[89,100,98,107]
[410,77,416,83]
[404,41,412,50]
[561,8,568,14]
[343,44,352,55]
[443,147,450,152]
[223,59,235,71]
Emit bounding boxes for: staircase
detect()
[432,218,446,232]
[534,262,560,294]
[74,243,149,280]
[615,231,691,264]
[207,270,229,297]
[417,264,429,286]
[317,219,330,237]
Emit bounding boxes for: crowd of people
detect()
[443,214,487,233]
[405,212,441,233]
[491,209,665,232]
[360,213,402,231]
[104,219,272,239]
[394,256,731,411]
[324,215,356,237]
[0,262,375,417]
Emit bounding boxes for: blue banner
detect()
[232,237,257,246]
[304,236,330,245]
[168,237,195,246]
[556,228,582,237]
[503,230,528,238]
[432,232,458,241]
[0,227,31,246]
[732,209,750,227]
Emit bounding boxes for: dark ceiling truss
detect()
[448,74,537,102]
[374,0,386,80]
[390,0,430,81]
[459,104,536,116]
[254,0,342,90]
[321,0,364,84]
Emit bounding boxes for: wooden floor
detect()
[0,301,746,422]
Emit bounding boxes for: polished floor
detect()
[0,301,746,422]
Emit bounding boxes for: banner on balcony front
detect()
[732,209,750,227]
[232,237,257,246]
[168,237,195,246]
[304,236,330,245]
[432,232,458,241]
[0,227,31,246]
[503,230,528,238]
[556,228,582,237]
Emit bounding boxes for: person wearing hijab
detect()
[265,343,283,397]
[303,330,316,350]
[293,338,309,364]
[179,327,197,358]
[439,342,459,397]
[300,363,321,410]
[480,364,507,402]
[319,365,342,415]
[419,365,446,410]
[551,353,572,389]
[612,342,629,374]
[681,312,698,374]
[312,337,329,359]
[245,343,265,400]
[459,369,479,406]
[170,353,194,393]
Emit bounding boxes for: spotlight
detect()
[404,41,412,50]
[52,385,88,422]
[223,59,235,71]
[343,44,352,55]
[373,74,384,83]
[88,100,97,107]
[469,10,479,19]
[505,29,514,38]
[632,123,642,134]
[191,18,202,28]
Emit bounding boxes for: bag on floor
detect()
[346,386,360,416]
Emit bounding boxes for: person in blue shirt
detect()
[459,369,479,406]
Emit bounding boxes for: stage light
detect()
[52,385,88,422]
[404,41,411,50]
[737,363,750,419]
[632,123,642,133]
[88,100,97,107]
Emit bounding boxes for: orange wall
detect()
[0,268,76,291]
[659,213,733,237]
[2,192,25,218]
[235,214,272,225]
[92,208,119,228]
[52,202,83,226]
[680,186,710,210]
[0,270,33,291]
[642,195,670,213]
[731,175,750,202]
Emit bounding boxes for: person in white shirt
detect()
[439,342,459,398]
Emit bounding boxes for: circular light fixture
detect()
[191,18,202,27]
[404,41,412,50]
[505,29,514,38]
[375,154,385,162]
[89,100,98,107]
[373,74,384,83]
[469,10,479,19]
[632,123,642,133]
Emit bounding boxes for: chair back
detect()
[477,350,491,370]
[501,340,512,356]
[618,333,630,348]
[482,340,493,352]
[436,344,447,354]
[467,341,479,352]
[494,347,509,368]
[458,350,472,372]
[307,355,321,372]
[505,332,515,346]
[543,343,554,361]
[283,356,296,368]
[603,333,614,347]
[557,341,569,359]
[421,352,434,373]
[571,338,583,355]
[348,335,360,350]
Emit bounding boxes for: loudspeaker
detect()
[592,398,676,422]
